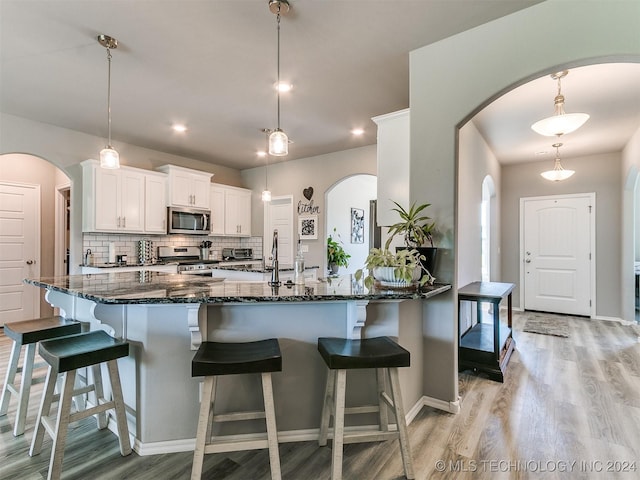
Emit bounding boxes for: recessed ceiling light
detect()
[274,82,293,93]
[535,150,548,156]
[351,128,364,136]
[172,124,187,133]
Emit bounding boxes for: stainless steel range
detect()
[158,246,219,275]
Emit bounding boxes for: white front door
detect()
[521,193,594,316]
[0,182,40,325]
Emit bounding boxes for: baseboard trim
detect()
[594,315,625,324]
[106,396,436,456]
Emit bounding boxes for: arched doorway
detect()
[325,174,377,275]
[0,153,71,322]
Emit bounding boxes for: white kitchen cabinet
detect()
[81,264,178,274]
[210,184,252,237]
[157,164,212,209]
[82,160,145,233]
[210,185,226,235]
[372,108,409,226]
[144,172,168,233]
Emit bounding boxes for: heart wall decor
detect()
[303,187,314,201]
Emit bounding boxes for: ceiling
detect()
[2,1,638,172]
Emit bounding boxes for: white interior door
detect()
[0,182,40,325]
[264,196,293,266]
[521,193,594,316]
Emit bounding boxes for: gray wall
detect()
[410,0,640,404]
[501,152,622,318]
[241,145,377,270]
[622,126,640,321]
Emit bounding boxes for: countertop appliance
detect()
[221,248,253,261]
[167,207,211,235]
[158,246,219,274]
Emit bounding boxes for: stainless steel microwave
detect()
[167,207,211,235]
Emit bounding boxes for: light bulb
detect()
[100,147,120,169]
[269,129,288,156]
[262,190,272,202]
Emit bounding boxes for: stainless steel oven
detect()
[167,207,211,235]
[158,246,219,275]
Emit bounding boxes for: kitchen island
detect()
[25,273,450,455]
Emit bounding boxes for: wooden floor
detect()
[1,312,639,479]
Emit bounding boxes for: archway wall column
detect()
[409,0,640,403]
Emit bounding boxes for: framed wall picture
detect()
[351,208,364,243]
[298,215,318,240]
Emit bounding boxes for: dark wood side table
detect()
[457,281,515,382]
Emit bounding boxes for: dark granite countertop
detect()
[24,273,451,305]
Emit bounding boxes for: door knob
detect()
[525,259,531,263]
[26,260,35,265]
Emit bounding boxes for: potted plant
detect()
[354,247,434,289]
[386,200,438,276]
[327,230,350,275]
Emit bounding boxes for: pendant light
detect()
[540,142,575,181]
[261,128,272,202]
[98,34,120,169]
[268,0,290,156]
[531,70,589,137]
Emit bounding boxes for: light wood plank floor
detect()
[1,312,639,479]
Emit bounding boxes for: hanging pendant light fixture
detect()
[261,128,272,202]
[268,0,290,156]
[531,70,589,137]
[540,142,575,181]
[98,34,120,169]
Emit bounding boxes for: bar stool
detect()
[0,316,81,436]
[29,330,132,480]
[317,336,414,480]
[191,339,282,480]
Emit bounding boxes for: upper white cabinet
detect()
[210,184,252,237]
[157,165,212,209]
[82,160,145,233]
[144,172,168,233]
[372,108,409,226]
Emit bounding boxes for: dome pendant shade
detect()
[269,129,288,156]
[531,112,590,137]
[540,142,574,181]
[100,146,120,169]
[531,70,589,137]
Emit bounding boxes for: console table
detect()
[458,281,515,382]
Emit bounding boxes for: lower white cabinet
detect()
[210,184,252,237]
[81,264,178,274]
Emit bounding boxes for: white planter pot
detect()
[372,266,421,288]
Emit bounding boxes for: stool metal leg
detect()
[0,340,21,416]
[388,368,414,479]
[107,359,132,456]
[48,370,77,480]
[191,375,215,480]
[331,369,347,480]
[30,364,59,457]
[261,372,282,480]
[318,369,336,446]
[376,368,389,433]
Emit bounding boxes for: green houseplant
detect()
[354,248,433,289]
[327,230,350,275]
[386,200,438,276]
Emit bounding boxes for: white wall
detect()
[326,175,376,275]
[241,145,377,270]
[622,125,640,320]
[410,0,640,403]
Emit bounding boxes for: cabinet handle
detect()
[123,217,126,228]
[117,216,121,228]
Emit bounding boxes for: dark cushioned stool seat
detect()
[192,338,282,377]
[317,336,410,370]
[39,330,129,373]
[4,316,81,345]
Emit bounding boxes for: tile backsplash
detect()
[83,234,263,264]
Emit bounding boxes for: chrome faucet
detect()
[269,229,280,286]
